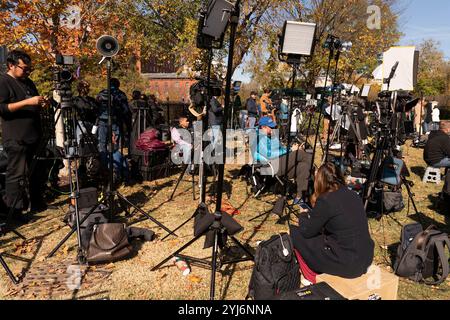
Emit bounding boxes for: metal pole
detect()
[106,58,114,218]
[306,47,334,198]
[215,2,240,214]
[282,63,297,198]
[200,48,213,204]
[325,50,341,162]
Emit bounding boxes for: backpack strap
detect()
[411,228,435,282]
[416,226,436,251]
[422,236,450,285]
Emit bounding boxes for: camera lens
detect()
[60,69,72,82]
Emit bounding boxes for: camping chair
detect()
[248,138,284,198]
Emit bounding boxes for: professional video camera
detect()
[323,35,352,52]
[189,77,223,108]
[373,91,418,130]
[53,54,75,109]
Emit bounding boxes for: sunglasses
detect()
[16,65,34,73]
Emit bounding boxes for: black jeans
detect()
[3,140,39,211]
[276,150,312,196]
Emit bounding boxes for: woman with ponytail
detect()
[290,163,374,284]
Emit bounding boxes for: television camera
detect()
[189,77,223,108]
[369,90,418,148]
[53,54,75,109]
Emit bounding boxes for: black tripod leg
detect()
[363,147,384,210]
[192,167,196,201]
[402,177,420,216]
[161,212,197,241]
[210,229,219,300]
[116,193,176,236]
[170,165,188,200]
[248,207,273,222]
[11,229,26,240]
[151,233,205,271]
[0,254,19,285]
[229,236,254,260]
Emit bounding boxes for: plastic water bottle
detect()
[172,257,190,276]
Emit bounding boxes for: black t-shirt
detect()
[424,130,450,166]
[0,73,41,144]
[73,95,98,124]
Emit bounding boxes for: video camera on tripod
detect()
[323,35,352,52]
[371,90,418,147]
[53,54,75,109]
[189,76,223,108]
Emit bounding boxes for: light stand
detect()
[260,21,317,219]
[270,63,303,223]
[324,51,341,162]
[152,0,254,301]
[323,40,352,163]
[306,36,335,200]
[100,55,174,235]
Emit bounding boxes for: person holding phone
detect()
[290,163,374,284]
[0,50,46,219]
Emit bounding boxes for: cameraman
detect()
[424,121,450,168]
[0,50,46,218]
[96,78,131,166]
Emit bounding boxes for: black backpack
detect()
[247,233,300,300]
[394,223,450,285]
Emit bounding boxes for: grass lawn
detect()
[0,140,449,300]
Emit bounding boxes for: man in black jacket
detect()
[424,120,450,168]
[245,91,258,129]
[0,50,46,218]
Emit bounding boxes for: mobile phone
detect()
[298,202,312,211]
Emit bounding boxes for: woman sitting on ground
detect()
[290,163,374,284]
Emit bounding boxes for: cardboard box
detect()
[316,265,399,300]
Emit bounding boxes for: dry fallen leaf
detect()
[188,275,202,284]
[62,246,70,255]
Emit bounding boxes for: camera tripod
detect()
[321,104,365,164]
[169,163,196,201]
[362,132,420,218]
[227,95,240,130]
[47,58,175,261]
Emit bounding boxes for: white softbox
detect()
[382,46,419,91]
[280,21,316,57]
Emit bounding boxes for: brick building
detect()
[138,56,196,103]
